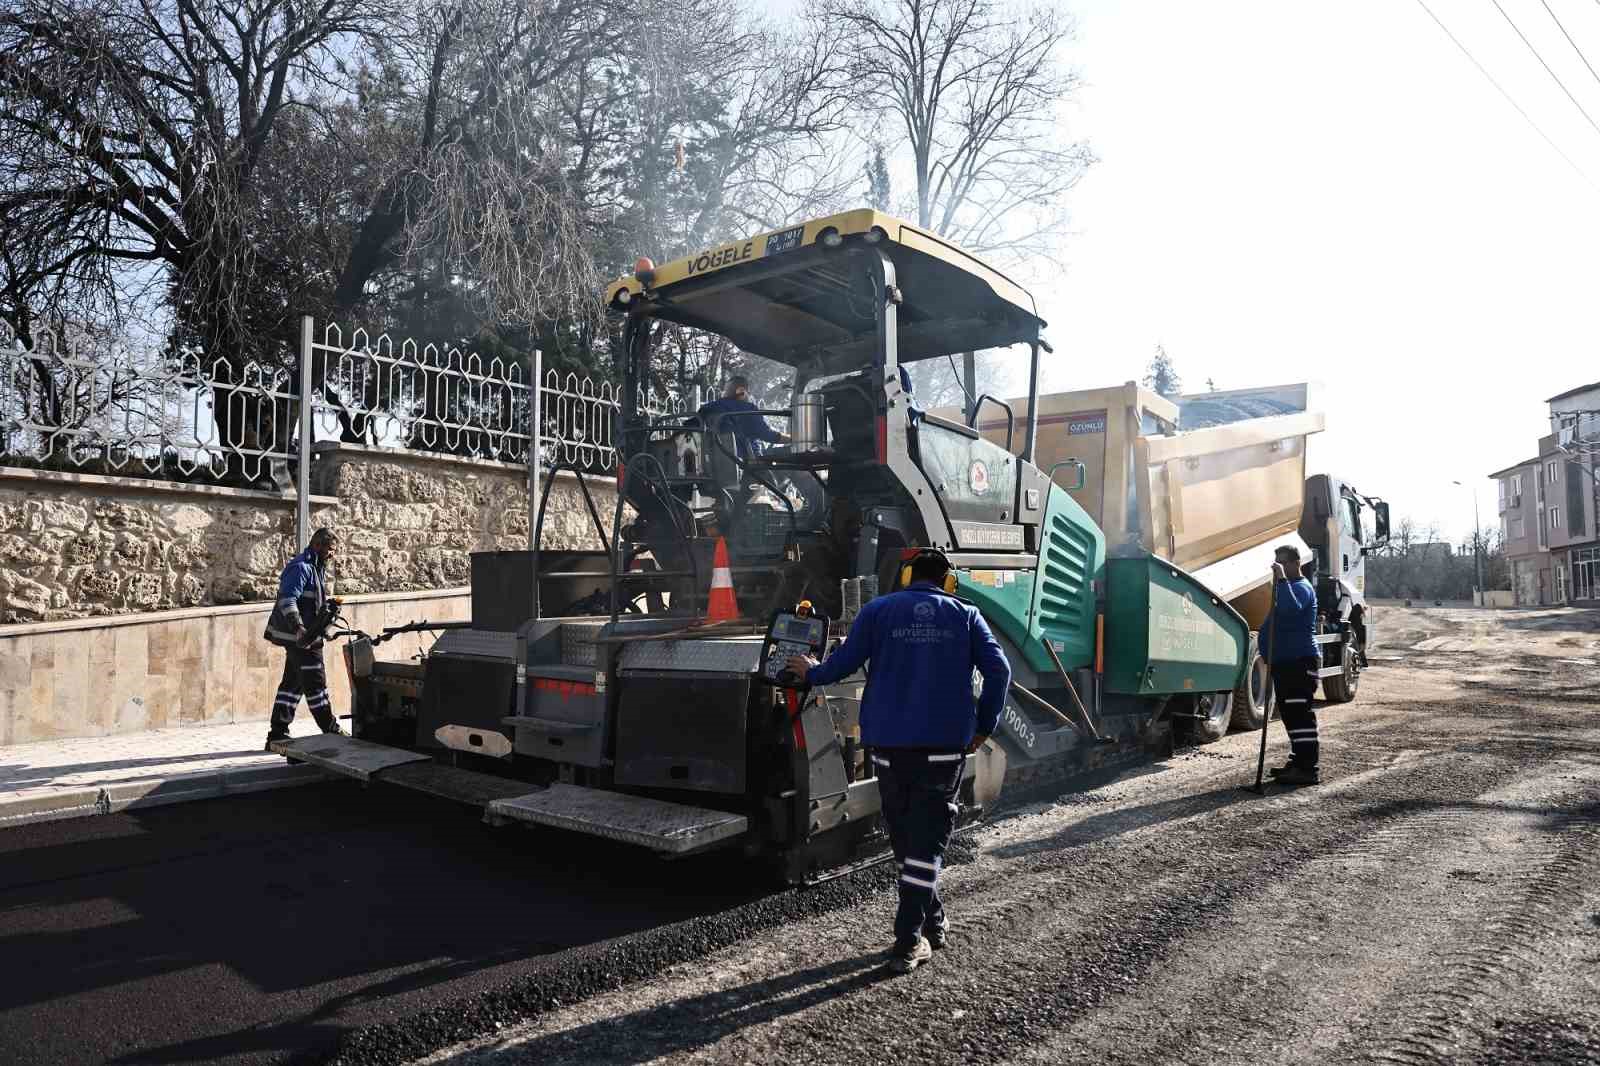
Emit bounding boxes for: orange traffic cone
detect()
[706,536,739,622]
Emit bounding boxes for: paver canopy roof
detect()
[605,209,1045,372]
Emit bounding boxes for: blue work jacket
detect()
[263,547,328,647]
[805,581,1012,750]
[696,397,784,458]
[1264,577,1319,663]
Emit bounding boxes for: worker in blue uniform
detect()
[788,548,1011,972]
[262,527,345,750]
[696,375,788,459]
[1267,544,1322,785]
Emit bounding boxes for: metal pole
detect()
[962,350,977,422]
[297,315,313,548]
[1473,489,1484,602]
[1248,580,1279,794]
[1022,340,1041,463]
[527,349,543,622]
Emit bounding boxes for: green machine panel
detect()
[1103,554,1248,697]
[956,483,1105,674]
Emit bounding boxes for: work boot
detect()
[887,935,933,974]
[1268,761,1299,778]
[264,732,290,752]
[1276,763,1321,786]
[924,917,949,950]
[320,720,347,737]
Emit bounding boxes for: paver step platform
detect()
[270,734,748,854]
[485,783,748,854]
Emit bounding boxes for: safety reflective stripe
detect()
[904,857,939,873]
[927,753,963,762]
[1287,728,1318,736]
[300,665,324,671]
[266,627,300,641]
[276,597,296,607]
[899,873,936,889]
[871,756,890,768]
[710,568,733,590]
[1282,699,1310,706]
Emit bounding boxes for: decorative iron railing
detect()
[0,318,296,484]
[0,317,676,486]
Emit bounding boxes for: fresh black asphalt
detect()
[0,780,766,1066]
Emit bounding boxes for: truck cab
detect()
[1300,473,1389,687]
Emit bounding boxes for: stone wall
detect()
[0,446,620,745]
[309,443,616,596]
[0,448,617,622]
[0,469,320,623]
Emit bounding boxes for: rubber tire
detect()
[1230,635,1276,731]
[1176,690,1233,744]
[1322,641,1359,703]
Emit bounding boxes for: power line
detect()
[1412,0,1600,192]
[1488,0,1600,141]
[1539,0,1600,93]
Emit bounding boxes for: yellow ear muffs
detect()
[900,557,958,593]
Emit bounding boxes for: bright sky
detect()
[1033,0,1600,542]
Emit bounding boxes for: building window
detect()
[1547,460,1559,483]
[1574,547,1600,601]
[1509,515,1525,540]
[1556,562,1568,603]
[1550,505,1561,532]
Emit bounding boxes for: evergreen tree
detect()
[864,145,892,211]
[1143,345,1183,398]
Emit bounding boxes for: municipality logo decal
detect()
[913,601,936,622]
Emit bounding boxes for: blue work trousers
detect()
[1273,655,1321,767]
[873,748,965,947]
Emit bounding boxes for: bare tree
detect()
[810,0,1093,263]
[0,0,389,345]
[328,0,622,330]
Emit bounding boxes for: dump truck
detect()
[272,209,1378,882]
[957,381,1390,742]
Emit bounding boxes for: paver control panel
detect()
[758,603,830,688]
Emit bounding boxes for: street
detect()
[2,604,1597,1066]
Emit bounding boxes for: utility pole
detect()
[1453,480,1484,603]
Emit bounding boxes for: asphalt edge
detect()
[0,761,331,828]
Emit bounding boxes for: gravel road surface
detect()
[387,606,1600,1066]
[3,605,1596,1066]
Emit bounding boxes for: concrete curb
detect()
[0,761,332,828]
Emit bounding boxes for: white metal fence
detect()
[1,315,674,539]
[0,318,298,483]
[304,321,662,470]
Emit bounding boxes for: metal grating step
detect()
[269,734,431,782]
[485,783,748,854]
[377,761,539,806]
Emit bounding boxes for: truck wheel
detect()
[1321,642,1359,703]
[1176,691,1233,744]
[1230,635,1275,731]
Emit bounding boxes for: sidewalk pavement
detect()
[0,719,338,828]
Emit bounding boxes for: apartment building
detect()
[1488,381,1600,606]
[1546,382,1600,603]
[1490,456,1550,605]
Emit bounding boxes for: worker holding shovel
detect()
[1267,545,1322,785]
